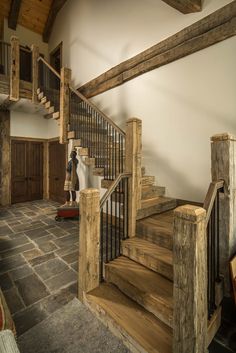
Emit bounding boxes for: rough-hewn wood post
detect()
[10,36,19,101]
[125,118,142,237]
[60,67,71,144]
[78,188,100,301]
[211,133,236,295]
[173,204,207,353]
[31,44,39,103]
[0,110,11,206]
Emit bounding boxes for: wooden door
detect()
[11,140,43,203]
[49,140,66,203]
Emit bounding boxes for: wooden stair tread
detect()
[136,210,174,249]
[85,283,172,353]
[137,197,177,220]
[105,256,173,327]
[141,197,174,208]
[122,237,173,280]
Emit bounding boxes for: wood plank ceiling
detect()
[0,0,67,42]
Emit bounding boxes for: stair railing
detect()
[20,46,32,83]
[100,172,131,281]
[203,180,224,319]
[38,57,61,113]
[69,86,126,180]
[0,40,11,78]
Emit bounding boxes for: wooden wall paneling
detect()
[11,139,28,204]
[28,141,43,201]
[0,110,11,206]
[43,140,49,200]
[79,1,236,98]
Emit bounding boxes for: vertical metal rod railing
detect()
[0,41,11,78]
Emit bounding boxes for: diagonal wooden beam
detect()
[79,1,236,99]
[8,0,22,30]
[161,0,202,14]
[43,0,68,43]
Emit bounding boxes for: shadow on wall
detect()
[143,145,205,202]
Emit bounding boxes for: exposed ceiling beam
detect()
[161,0,202,14]
[8,0,22,30]
[43,0,68,43]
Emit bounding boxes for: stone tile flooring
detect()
[0,200,79,336]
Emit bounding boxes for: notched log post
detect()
[125,118,142,237]
[78,188,100,302]
[31,44,39,103]
[211,133,236,295]
[0,110,11,206]
[173,204,207,353]
[60,67,71,144]
[10,36,19,101]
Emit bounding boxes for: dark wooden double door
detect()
[11,140,43,204]
[49,140,66,204]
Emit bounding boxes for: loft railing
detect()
[69,86,126,180]
[20,46,32,82]
[203,180,224,319]
[0,41,11,77]
[38,57,61,113]
[100,173,131,281]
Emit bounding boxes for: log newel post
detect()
[173,204,207,353]
[78,188,100,302]
[211,133,236,295]
[10,36,19,101]
[31,44,39,103]
[60,67,71,144]
[125,118,142,237]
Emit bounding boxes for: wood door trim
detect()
[50,42,63,72]
[11,136,47,142]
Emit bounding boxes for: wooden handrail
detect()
[70,86,126,137]
[0,40,10,46]
[203,180,224,224]
[37,56,61,79]
[100,173,131,208]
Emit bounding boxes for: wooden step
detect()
[121,237,173,280]
[78,147,88,156]
[93,167,104,176]
[68,131,76,139]
[38,91,44,100]
[72,139,81,148]
[137,196,177,220]
[40,96,47,104]
[142,185,165,200]
[101,179,113,189]
[105,256,173,327]
[52,112,60,120]
[48,106,54,114]
[136,210,174,250]
[84,283,172,353]
[45,100,51,109]
[84,157,95,166]
[37,88,41,94]
[141,176,155,186]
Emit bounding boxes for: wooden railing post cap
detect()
[126,117,142,125]
[174,204,206,222]
[10,36,19,42]
[211,132,236,142]
[80,188,100,199]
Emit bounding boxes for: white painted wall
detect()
[49,0,236,202]
[10,111,59,139]
[3,18,49,59]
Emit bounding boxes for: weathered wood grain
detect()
[125,118,142,237]
[79,2,236,98]
[161,0,202,14]
[173,205,207,353]
[0,110,11,206]
[78,188,100,301]
[8,0,22,30]
[211,133,236,295]
[59,67,71,144]
[10,36,19,101]
[31,44,39,103]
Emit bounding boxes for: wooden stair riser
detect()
[37,91,44,100]
[136,220,173,250]
[53,112,60,120]
[142,176,155,186]
[84,157,95,166]
[78,148,89,156]
[105,258,173,328]
[141,185,165,200]
[137,197,177,220]
[121,239,173,281]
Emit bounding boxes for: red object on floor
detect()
[55,206,79,221]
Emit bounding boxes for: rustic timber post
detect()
[31,44,39,103]
[173,205,207,353]
[125,118,142,237]
[60,67,71,144]
[10,36,19,101]
[211,133,236,295]
[78,188,100,301]
[0,110,11,206]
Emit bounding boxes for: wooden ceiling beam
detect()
[8,0,22,30]
[161,0,202,14]
[43,0,68,43]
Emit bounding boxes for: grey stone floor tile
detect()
[28,252,56,267]
[0,255,26,274]
[53,234,78,248]
[56,244,78,257]
[45,270,77,292]
[3,287,25,314]
[0,236,30,252]
[24,228,50,240]
[37,241,58,253]
[10,264,34,281]
[0,243,35,259]
[22,248,43,261]
[15,274,49,306]
[34,258,69,281]
[0,272,14,290]
[62,251,78,264]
